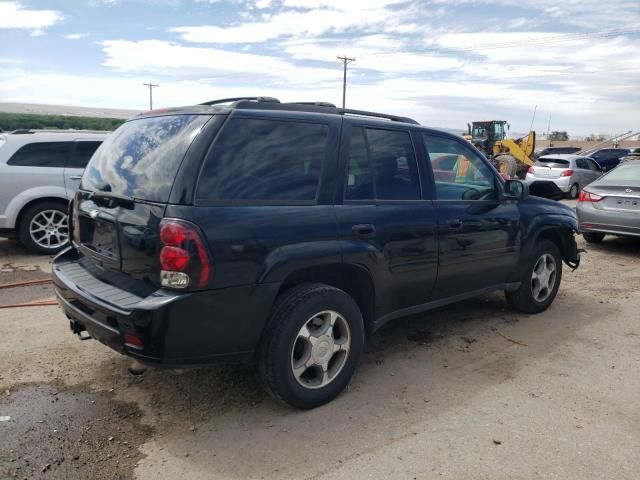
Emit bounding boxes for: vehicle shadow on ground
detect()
[101,289,615,479]
[580,235,640,257]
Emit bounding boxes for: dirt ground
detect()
[1,205,639,480]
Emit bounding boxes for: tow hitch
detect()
[69,318,92,340]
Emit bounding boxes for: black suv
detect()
[53,97,581,408]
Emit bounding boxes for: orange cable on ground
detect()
[0,278,53,289]
[0,300,58,309]
[0,278,56,308]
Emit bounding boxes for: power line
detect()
[370,27,640,57]
[337,55,356,109]
[143,82,159,110]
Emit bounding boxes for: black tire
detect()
[495,155,518,178]
[583,231,605,243]
[18,201,69,254]
[566,183,579,199]
[256,283,365,409]
[505,240,563,314]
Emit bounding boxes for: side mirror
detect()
[504,179,528,200]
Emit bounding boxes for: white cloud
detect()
[100,39,341,85]
[64,32,89,40]
[0,1,63,36]
[170,0,414,43]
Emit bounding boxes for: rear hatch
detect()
[73,113,213,285]
[532,158,570,179]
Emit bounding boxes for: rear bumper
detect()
[53,248,279,367]
[525,175,571,192]
[576,204,640,237]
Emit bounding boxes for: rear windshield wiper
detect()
[89,191,135,208]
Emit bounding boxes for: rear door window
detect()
[343,127,421,201]
[82,114,211,202]
[196,118,329,202]
[7,142,72,167]
[344,127,374,200]
[366,128,420,200]
[69,141,103,168]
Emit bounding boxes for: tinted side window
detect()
[575,159,588,169]
[7,142,72,167]
[70,141,102,168]
[423,133,497,201]
[197,118,328,202]
[344,127,374,200]
[366,128,420,200]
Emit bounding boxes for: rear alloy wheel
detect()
[567,183,579,199]
[506,240,563,313]
[583,231,605,243]
[18,202,69,254]
[291,310,351,389]
[257,283,364,409]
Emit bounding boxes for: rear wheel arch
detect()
[274,263,376,335]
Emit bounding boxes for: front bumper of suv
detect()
[52,247,278,366]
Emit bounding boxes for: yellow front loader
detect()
[467,120,536,178]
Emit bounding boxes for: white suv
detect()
[0,129,108,253]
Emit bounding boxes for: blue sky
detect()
[0,0,639,135]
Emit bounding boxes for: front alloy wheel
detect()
[531,253,557,302]
[505,239,563,314]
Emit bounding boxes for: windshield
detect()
[82,114,211,202]
[599,164,640,184]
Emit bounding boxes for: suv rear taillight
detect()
[578,191,603,202]
[528,167,535,174]
[159,219,211,289]
[560,169,574,177]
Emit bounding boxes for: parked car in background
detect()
[577,162,640,242]
[619,150,640,164]
[524,154,602,199]
[533,146,581,160]
[53,97,581,409]
[589,148,630,172]
[0,129,108,253]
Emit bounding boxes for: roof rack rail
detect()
[200,97,419,125]
[11,129,34,134]
[289,101,337,108]
[200,96,280,106]
[338,108,419,125]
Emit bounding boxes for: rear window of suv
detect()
[82,114,211,202]
[536,157,570,168]
[196,118,329,203]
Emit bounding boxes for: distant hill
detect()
[0,102,139,119]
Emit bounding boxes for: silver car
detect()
[0,129,108,253]
[576,162,640,243]
[524,154,603,199]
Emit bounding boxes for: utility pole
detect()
[143,82,159,110]
[337,55,355,109]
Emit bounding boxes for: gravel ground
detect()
[1,213,639,480]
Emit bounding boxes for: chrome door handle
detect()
[69,175,82,180]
